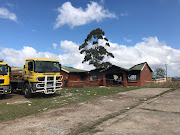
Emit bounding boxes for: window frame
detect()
[128,74,137,82]
[90,74,98,82]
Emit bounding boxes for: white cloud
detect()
[0,46,59,66]
[103,37,180,76]
[0,7,17,22]
[124,37,132,42]
[0,37,180,76]
[100,0,105,4]
[120,12,128,16]
[54,1,116,29]
[60,40,79,52]
[52,43,58,49]
[32,29,37,32]
[59,40,94,70]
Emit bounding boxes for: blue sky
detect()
[0,0,180,76]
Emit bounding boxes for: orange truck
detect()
[10,58,63,98]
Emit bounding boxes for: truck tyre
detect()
[1,94,6,98]
[10,83,17,93]
[10,85,14,93]
[24,83,32,98]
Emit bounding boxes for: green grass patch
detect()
[0,86,139,123]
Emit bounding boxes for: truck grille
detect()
[0,79,4,84]
[37,77,61,81]
[36,75,63,94]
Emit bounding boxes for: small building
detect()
[127,62,153,86]
[86,62,152,87]
[154,77,172,83]
[61,62,153,87]
[61,66,87,87]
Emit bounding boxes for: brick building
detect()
[87,65,128,87]
[87,62,152,87]
[127,62,153,86]
[61,66,87,87]
[61,62,152,87]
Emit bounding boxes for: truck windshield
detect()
[0,65,8,75]
[34,61,60,73]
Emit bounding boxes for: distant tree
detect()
[153,68,166,79]
[79,28,114,69]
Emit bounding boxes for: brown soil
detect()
[0,88,173,135]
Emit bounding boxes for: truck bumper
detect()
[32,83,62,94]
[31,75,63,94]
[0,85,11,94]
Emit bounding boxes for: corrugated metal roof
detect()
[129,62,146,71]
[62,66,87,73]
[128,62,152,72]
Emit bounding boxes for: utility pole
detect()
[165,64,167,81]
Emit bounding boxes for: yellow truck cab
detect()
[10,58,63,98]
[0,61,11,98]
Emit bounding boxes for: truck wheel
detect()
[10,83,17,93]
[1,94,6,98]
[10,85,14,93]
[24,84,32,98]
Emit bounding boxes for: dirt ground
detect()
[1,88,179,135]
[95,89,180,135]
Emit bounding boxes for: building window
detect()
[90,75,98,81]
[80,75,86,81]
[128,74,137,81]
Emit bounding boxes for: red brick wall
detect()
[123,73,127,87]
[60,71,86,87]
[60,70,66,87]
[127,64,152,87]
[85,73,103,86]
[60,64,152,87]
[127,73,140,86]
[139,64,152,86]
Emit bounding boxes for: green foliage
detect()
[153,68,166,79]
[79,28,114,69]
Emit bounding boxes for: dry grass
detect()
[144,81,180,89]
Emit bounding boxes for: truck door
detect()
[24,61,34,80]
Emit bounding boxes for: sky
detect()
[0,0,180,77]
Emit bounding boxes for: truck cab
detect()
[0,62,11,98]
[11,58,63,98]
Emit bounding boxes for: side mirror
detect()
[24,65,25,69]
[9,66,11,74]
[59,64,61,72]
[28,62,33,71]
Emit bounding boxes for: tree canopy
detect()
[79,28,114,69]
[153,68,166,79]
